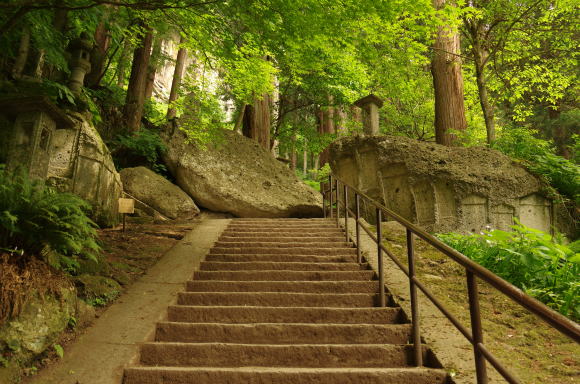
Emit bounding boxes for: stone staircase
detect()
[123,218,449,383]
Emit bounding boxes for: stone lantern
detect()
[67,32,93,96]
[0,97,74,180]
[354,94,384,136]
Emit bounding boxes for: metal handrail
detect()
[322,173,580,384]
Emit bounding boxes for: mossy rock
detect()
[75,275,121,304]
[77,257,110,276]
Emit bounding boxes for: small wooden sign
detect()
[118,198,135,214]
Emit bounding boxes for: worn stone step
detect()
[209,247,356,255]
[124,366,449,384]
[218,236,348,243]
[200,261,366,271]
[139,343,422,368]
[228,222,338,228]
[224,227,343,234]
[186,280,378,293]
[193,270,374,281]
[214,241,353,249]
[221,230,344,237]
[205,254,356,263]
[155,322,412,344]
[176,292,378,307]
[167,306,402,324]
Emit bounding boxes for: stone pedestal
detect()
[354,94,384,136]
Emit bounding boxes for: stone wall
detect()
[329,135,575,236]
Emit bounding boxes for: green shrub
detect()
[438,222,579,320]
[112,128,167,174]
[0,167,100,273]
[493,128,580,204]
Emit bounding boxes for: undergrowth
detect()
[111,128,167,174]
[493,128,580,204]
[438,221,580,321]
[0,167,100,273]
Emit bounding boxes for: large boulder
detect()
[162,130,322,218]
[120,166,199,219]
[329,135,574,236]
[47,111,123,227]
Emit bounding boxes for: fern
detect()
[0,166,100,273]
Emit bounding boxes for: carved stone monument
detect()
[0,96,74,179]
[67,32,93,95]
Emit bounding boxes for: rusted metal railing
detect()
[322,173,580,384]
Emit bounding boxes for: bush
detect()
[0,167,100,273]
[493,128,580,204]
[438,222,580,320]
[112,128,167,174]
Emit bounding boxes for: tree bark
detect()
[12,26,30,78]
[469,21,496,145]
[116,40,132,88]
[303,144,308,177]
[124,25,154,132]
[431,0,467,146]
[86,20,111,88]
[167,37,187,119]
[144,37,163,101]
[242,94,271,151]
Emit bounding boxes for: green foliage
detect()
[0,167,100,273]
[53,344,64,359]
[112,128,167,174]
[493,128,580,203]
[438,222,579,320]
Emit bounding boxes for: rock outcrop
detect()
[162,130,322,218]
[47,112,122,227]
[120,166,199,219]
[329,135,573,235]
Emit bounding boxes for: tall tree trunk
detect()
[242,94,271,151]
[549,106,570,159]
[431,0,467,146]
[124,25,154,132]
[469,22,496,145]
[290,134,297,171]
[167,37,187,119]
[12,26,30,78]
[116,40,132,88]
[86,20,111,88]
[144,37,163,101]
[32,49,45,78]
[303,144,308,178]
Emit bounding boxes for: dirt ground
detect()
[380,223,580,384]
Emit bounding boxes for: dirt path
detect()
[24,219,230,384]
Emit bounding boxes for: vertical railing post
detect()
[467,270,488,384]
[343,185,349,242]
[329,175,333,219]
[376,208,386,307]
[335,178,340,227]
[322,182,327,219]
[355,194,361,264]
[407,229,423,367]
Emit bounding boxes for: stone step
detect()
[218,236,348,243]
[176,292,378,307]
[209,247,356,255]
[155,322,412,344]
[199,261,366,271]
[139,343,423,368]
[220,230,344,237]
[124,366,449,384]
[205,254,356,263]
[224,227,343,234]
[193,270,375,281]
[166,306,402,324]
[233,218,331,222]
[214,241,353,248]
[228,223,338,228]
[185,280,379,293]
